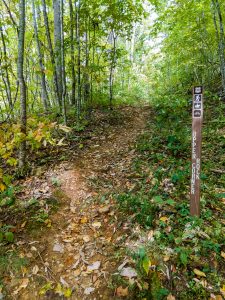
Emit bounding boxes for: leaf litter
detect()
[6,107,150,299]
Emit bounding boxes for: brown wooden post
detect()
[190,86,204,216]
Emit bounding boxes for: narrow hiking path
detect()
[16,106,151,300]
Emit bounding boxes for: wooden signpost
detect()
[190,86,204,216]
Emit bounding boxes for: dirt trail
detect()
[18,106,150,300]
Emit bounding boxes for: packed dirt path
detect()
[17,106,151,300]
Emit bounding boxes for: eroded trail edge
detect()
[19,106,150,299]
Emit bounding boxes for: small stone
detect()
[53,243,64,253]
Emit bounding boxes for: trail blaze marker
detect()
[190,86,204,216]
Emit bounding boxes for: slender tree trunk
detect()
[53,0,63,108]
[84,18,90,105]
[0,25,13,110]
[130,23,136,64]
[109,30,117,108]
[90,25,96,107]
[75,0,81,118]
[69,0,76,106]
[42,0,60,107]
[32,0,49,112]
[61,0,67,124]
[212,0,225,93]
[2,0,18,35]
[18,0,27,169]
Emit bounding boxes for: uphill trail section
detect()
[11,106,151,300]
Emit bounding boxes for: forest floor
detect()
[3,106,151,299]
[1,104,225,300]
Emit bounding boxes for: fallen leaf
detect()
[74,269,81,277]
[164,255,170,262]
[220,284,225,297]
[21,221,27,228]
[142,257,151,274]
[32,265,39,275]
[84,287,95,295]
[147,230,154,240]
[200,280,207,288]
[99,206,110,214]
[120,267,137,278]
[64,288,72,298]
[44,219,52,228]
[160,216,168,222]
[193,269,206,277]
[83,235,90,243]
[92,221,102,229]
[55,283,72,298]
[87,261,101,272]
[13,278,29,295]
[116,286,129,297]
[39,282,53,296]
[53,243,64,253]
[167,294,176,300]
[221,251,225,259]
[80,217,88,224]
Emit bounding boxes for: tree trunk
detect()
[0,25,13,111]
[42,0,60,107]
[69,0,76,106]
[75,0,81,118]
[18,0,27,169]
[109,30,117,108]
[53,0,63,107]
[212,0,225,93]
[60,0,67,124]
[84,18,90,105]
[32,0,49,112]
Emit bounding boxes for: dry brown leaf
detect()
[99,206,110,214]
[120,267,137,278]
[74,269,81,277]
[221,251,225,259]
[32,265,39,275]
[21,221,27,228]
[163,255,170,262]
[83,235,90,243]
[92,221,102,228]
[116,286,129,297]
[87,261,101,272]
[13,278,29,295]
[167,294,176,300]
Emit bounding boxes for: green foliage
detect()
[116,192,158,228]
[114,95,225,298]
[0,187,15,207]
[0,225,15,244]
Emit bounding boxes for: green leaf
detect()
[153,196,163,204]
[64,288,73,298]
[180,252,188,266]
[5,231,14,243]
[166,199,175,206]
[216,193,225,199]
[39,282,53,295]
[142,256,151,275]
